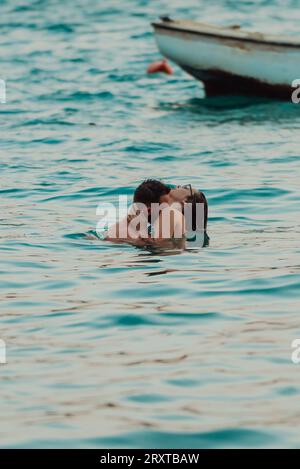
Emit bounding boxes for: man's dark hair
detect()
[186,191,208,231]
[134,179,171,206]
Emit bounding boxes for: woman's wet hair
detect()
[134,179,171,206]
[186,191,208,231]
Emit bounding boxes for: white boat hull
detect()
[152,19,300,98]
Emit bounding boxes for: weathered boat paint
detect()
[152,19,299,98]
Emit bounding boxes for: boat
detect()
[152,17,300,99]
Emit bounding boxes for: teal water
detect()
[1,0,300,449]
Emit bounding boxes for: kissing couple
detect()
[98,179,208,249]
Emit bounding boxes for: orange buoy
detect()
[147,59,173,75]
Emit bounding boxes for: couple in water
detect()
[100,179,208,249]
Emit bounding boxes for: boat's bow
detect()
[152,17,300,98]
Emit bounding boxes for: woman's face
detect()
[173,186,190,204]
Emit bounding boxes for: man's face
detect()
[159,192,172,205]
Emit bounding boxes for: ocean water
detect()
[0,0,300,449]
